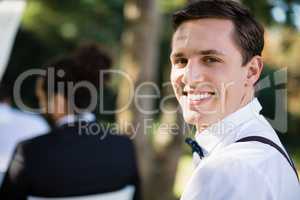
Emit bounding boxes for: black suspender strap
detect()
[236,136,299,181]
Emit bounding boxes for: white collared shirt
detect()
[181,98,300,200]
[56,112,96,127]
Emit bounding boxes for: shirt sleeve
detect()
[181,156,275,200]
[0,142,29,200]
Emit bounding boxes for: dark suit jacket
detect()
[0,121,141,200]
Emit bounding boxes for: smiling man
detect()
[170,1,300,199]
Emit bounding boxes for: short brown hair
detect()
[172,0,264,65]
[41,44,112,113]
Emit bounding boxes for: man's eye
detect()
[174,58,188,68]
[202,56,221,64]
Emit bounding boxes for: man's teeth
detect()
[188,93,213,101]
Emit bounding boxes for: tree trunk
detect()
[118,0,184,200]
[118,0,160,199]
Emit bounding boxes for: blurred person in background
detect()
[0,83,49,186]
[0,44,141,200]
[170,0,299,199]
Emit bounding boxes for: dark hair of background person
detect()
[172,0,264,65]
[40,43,112,113]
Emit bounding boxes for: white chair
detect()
[28,185,135,200]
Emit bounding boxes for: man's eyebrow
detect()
[170,52,185,58]
[170,49,225,59]
[196,49,226,56]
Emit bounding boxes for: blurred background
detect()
[1,0,300,200]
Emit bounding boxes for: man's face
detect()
[170,19,251,128]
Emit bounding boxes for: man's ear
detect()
[245,56,263,86]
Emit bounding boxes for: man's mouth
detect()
[179,85,217,107]
[187,92,215,101]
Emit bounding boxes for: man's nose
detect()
[182,58,203,85]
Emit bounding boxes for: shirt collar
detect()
[56,112,96,127]
[195,98,262,156]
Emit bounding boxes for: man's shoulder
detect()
[17,125,134,154]
[2,107,50,134]
[15,111,50,133]
[210,141,279,168]
[16,133,54,153]
[184,146,277,200]
[11,109,47,124]
[194,141,290,194]
[192,141,299,199]
[198,142,279,179]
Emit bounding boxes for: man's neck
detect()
[196,90,255,134]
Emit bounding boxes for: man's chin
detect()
[183,110,217,129]
[183,111,202,125]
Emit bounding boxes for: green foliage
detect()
[22,0,124,51]
[242,0,300,29]
[242,0,273,25]
[159,0,186,13]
